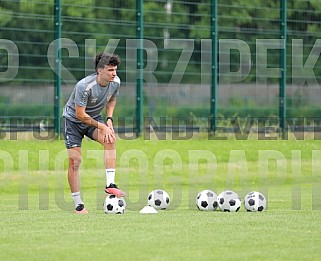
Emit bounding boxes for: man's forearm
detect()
[76,113,105,130]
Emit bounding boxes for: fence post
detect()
[54,0,62,137]
[279,0,287,138]
[136,0,144,137]
[210,0,218,132]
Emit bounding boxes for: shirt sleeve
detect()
[74,82,90,107]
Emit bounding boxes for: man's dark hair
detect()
[95,53,121,72]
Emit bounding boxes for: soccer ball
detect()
[244,191,267,212]
[217,190,241,212]
[196,190,218,211]
[147,189,170,209]
[103,195,126,214]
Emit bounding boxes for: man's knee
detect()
[103,141,116,150]
[68,149,82,169]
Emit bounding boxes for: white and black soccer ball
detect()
[196,190,218,211]
[148,189,170,209]
[244,191,267,212]
[217,190,241,212]
[103,195,126,214]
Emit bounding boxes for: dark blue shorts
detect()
[62,116,103,149]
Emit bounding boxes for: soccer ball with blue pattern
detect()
[244,191,267,212]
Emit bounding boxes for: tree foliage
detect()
[0,0,321,84]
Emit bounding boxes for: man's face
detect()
[98,64,117,82]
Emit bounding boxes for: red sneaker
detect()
[105,183,126,197]
[74,204,88,214]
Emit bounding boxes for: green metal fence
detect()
[1,0,321,137]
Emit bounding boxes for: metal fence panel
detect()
[1,0,321,135]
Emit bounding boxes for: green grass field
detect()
[1,136,321,260]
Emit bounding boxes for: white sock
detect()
[106,169,116,187]
[72,192,83,208]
